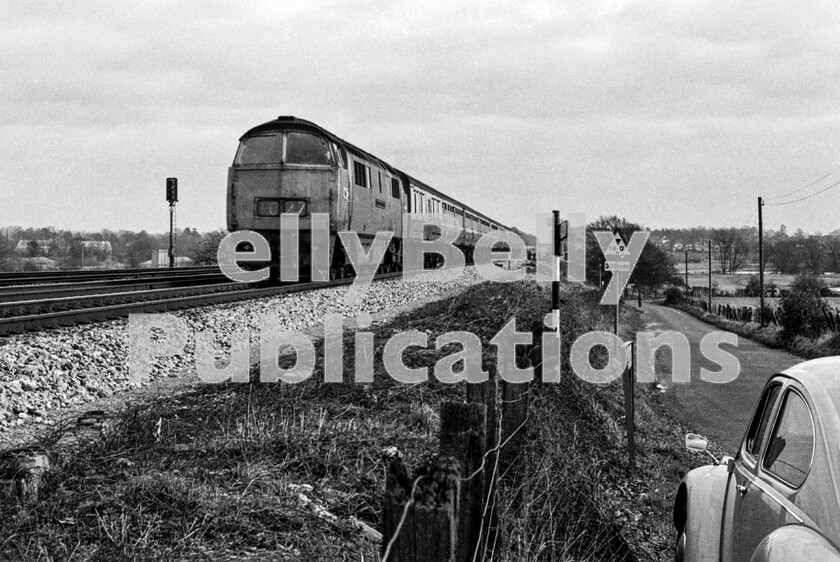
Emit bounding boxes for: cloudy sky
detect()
[2,0,839,235]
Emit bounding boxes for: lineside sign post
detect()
[603,231,628,335]
[552,211,566,331]
[622,340,636,471]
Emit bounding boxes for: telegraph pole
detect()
[758,197,764,326]
[708,238,712,311]
[684,248,689,294]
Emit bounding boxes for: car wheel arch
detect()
[674,483,688,534]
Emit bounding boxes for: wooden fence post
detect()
[0,447,49,504]
[382,458,459,562]
[440,401,488,562]
[622,342,636,470]
[499,381,529,476]
[466,364,500,558]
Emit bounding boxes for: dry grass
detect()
[1,282,701,561]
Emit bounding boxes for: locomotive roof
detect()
[241,116,510,231]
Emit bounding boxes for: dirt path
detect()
[640,303,802,453]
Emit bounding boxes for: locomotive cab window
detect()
[332,143,347,169]
[391,178,400,199]
[284,132,333,165]
[235,134,282,165]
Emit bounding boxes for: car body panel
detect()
[677,357,840,561]
[680,464,728,562]
[750,525,840,562]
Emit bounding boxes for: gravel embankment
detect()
[0,269,484,433]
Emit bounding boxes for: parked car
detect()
[674,357,840,561]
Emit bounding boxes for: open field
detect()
[709,296,840,309]
[686,273,840,294]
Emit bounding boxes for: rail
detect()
[0,272,403,335]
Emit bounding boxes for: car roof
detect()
[776,356,840,543]
[781,356,840,393]
[779,357,840,423]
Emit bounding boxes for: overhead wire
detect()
[763,167,840,203]
[764,178,840,206]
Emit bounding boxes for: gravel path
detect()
[0,268,485,444]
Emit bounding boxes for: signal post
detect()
[166,178,178,268]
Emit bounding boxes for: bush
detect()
[664,287,684,305]
[779,274,828,339]
[745,275,760,297]
[759,305,776,326]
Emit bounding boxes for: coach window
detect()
[235,134,282,165]
[285,132,333,165]
[391,178,400,199]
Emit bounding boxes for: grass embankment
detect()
[2,282,704,561]
[674,302,840,360]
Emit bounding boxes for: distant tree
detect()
[126,231,156,267]
[0,236,11,270]
[631,243,676,289]
[67,238,84,268]
[801,235,825,274]
[779,274,828,339]
[828,233,840,273]
[712,227,753,274]
[177,227,203,261]
[745,275,761,297]
[767,235,800,274]
[509,226,536,247]
[191,229,228,265]
[586,216,637,285]
[26,239,39,257]
[585,216,674,290]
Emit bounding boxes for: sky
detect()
[2,0,840,235]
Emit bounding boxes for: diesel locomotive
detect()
[226,116,510,279]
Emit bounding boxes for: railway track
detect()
[0,273,402,335]
[0,272,231,302]
[0,265,220,287]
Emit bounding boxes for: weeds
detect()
[1,282,699,560]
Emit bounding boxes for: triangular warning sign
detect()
[605,233,627,257]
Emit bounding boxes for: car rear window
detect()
[763,390,814,488]
[746,384,782,458]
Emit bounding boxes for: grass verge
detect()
[673,302,840,360]
[2,282,704,561]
